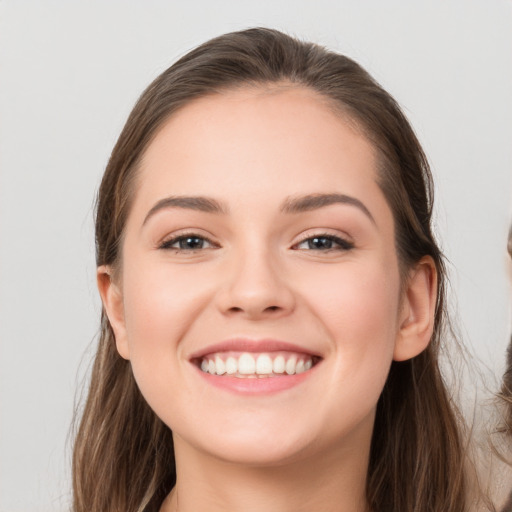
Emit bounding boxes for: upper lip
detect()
[189,338,321,360]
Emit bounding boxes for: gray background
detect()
[1,1,511,510]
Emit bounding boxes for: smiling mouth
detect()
[194,351,321,378]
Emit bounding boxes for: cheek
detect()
[119,263,212,423]
[302,261,401,428]
[120,261,211,380]
[124,259,205,333]
[306,255,400,322]
[301,258,401,373]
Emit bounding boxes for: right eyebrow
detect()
[142,196,228,226]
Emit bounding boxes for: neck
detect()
[160,434,370,512]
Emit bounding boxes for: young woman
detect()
[73,28,475,512]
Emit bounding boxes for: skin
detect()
[99,86,436,512]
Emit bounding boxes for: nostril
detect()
[226,305,282,315]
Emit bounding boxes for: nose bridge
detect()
[218,238,295,318]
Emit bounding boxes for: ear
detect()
[97,265,130,360]
[393,256,437,362]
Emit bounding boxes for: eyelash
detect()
[158,233,354,252]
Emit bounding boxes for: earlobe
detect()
[97,265,130,360]
[393,256,437,362]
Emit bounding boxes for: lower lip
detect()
[194,366,316,395]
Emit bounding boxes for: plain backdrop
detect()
[1,1,511,510]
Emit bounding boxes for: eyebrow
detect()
[142,192,375,226]
[281,193,375,224]
[143,196,228,225]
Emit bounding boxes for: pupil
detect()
[310,237,332,249]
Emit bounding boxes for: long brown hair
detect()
[73,28,470,512]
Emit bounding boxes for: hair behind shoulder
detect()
[73,27,474,512]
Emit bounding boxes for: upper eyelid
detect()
[159,228,215,242]
[293,229,353,244]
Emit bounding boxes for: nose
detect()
[216,247,296,320]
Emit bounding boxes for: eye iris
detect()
[309,237,333,249]
[180,237,204,250]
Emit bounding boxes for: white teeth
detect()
[285,356,297,375]
[238,353,256,374]
[256,354,273,374]
[226,356,237,375]
[215,355,226,375]
[199,352,316,377]
[273,355,285,374]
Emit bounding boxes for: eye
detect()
[159,234,216,251]
[294,234,354,251]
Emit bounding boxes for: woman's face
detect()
[101,86,428,466]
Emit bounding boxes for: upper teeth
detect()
[200,352,314,377]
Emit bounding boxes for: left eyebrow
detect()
[280,193,376,225]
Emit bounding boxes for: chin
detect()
[205,437,313,468]
[173,419,319,467]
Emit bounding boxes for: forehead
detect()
[136,86,380,193]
